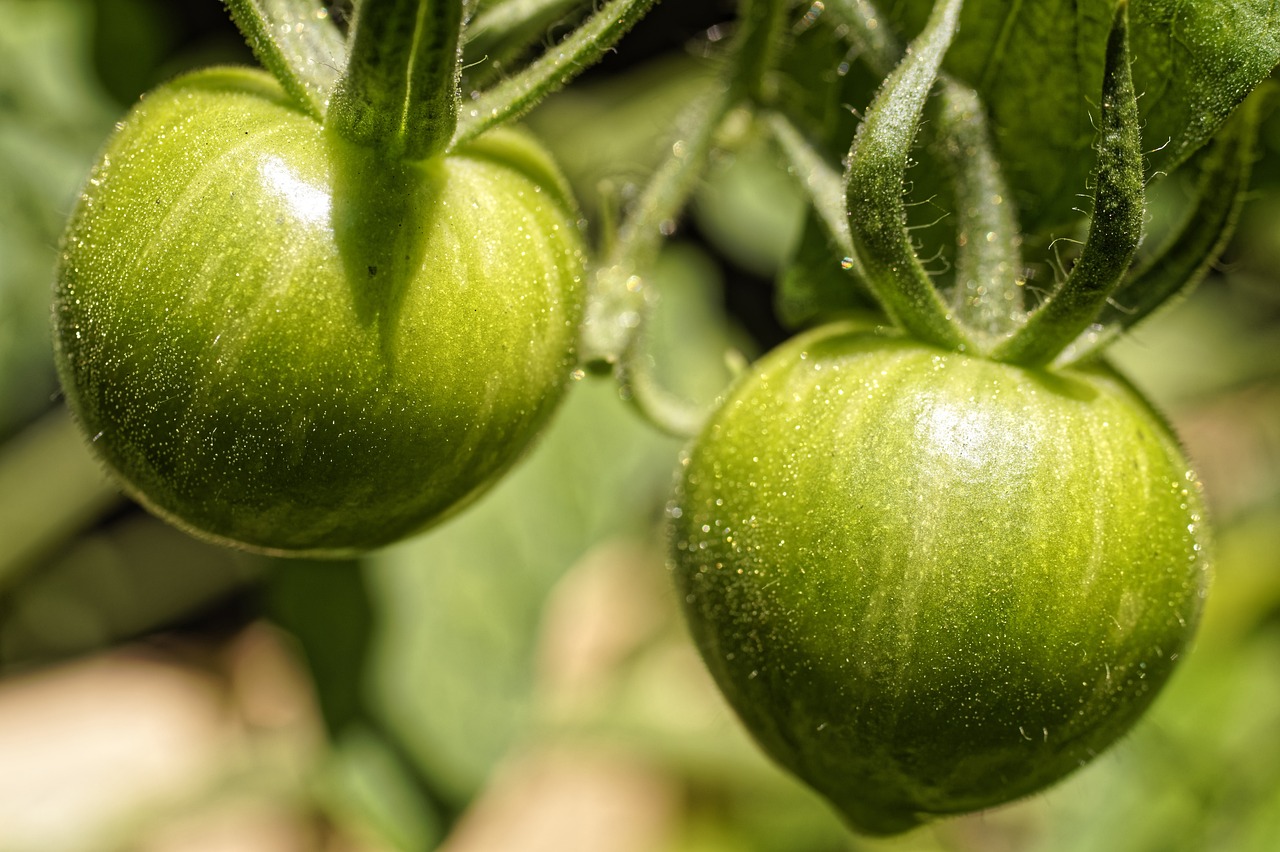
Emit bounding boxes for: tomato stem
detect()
[225,0,346,120]
[579,0,801,433]
[844,0,973,352]
[580,86,737,371]
[327,0,464,161]
[616,323,720,439]
[731,0,792,106]
[581,0,788,372]
[990,1,1144,368]
[767,111,858,269]
[826,0,900,78]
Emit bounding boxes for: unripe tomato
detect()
[670,321,1208,834]
[54,67,585,556]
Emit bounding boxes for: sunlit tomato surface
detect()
[670,321,1209,835]
[54,67,585,556]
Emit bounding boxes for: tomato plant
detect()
[666,0,1269,834]
[5,0,1280,848]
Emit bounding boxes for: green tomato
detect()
[670,321,1208,835]
[54,67,585,556]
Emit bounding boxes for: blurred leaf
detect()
[266,559,373,734]
[1107,283,1280,403]
[0,0,116,436]
[1013,626,1280,852]
[524,55,720,217]
[0,408,119,593]
[1196,505,1280,650]
[878,0,1280,232]
[89,0,178,103]
[323,725,445,852]
[641,241,753,409]
[363,379,680,803]
[692,127,807,278]
[772,7,868,158]
[0,510,259,667]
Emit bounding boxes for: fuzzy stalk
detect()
[326,0,464,161]
[991,1,1144,367]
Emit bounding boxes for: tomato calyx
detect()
[841,0,1145,365]
[325,0,463,162]
[768,0,1262,373]
[225,0,663,160]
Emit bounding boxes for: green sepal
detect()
[461,0,588,90]
[767,111,856,263]
[1063,84,1272,364]
[451,0,658,148]
[789,2,1023,340]
[225,0,345,120]
[844,0,971,351]
[991,1,1145,367]
[935,78,1024,338]
[327,0,464,161]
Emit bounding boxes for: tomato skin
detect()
[54,67,585,556]
[669,321,1208,834]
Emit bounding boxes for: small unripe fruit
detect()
[670,321,1208,834]
[55,67,585,556]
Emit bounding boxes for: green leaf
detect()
[693,123,808,278]
[323,725,446,851]
[362,379,679,801]
[0,516,258,668]
[265,558,374,734]
[225,0,345,120]
[0,0,116,436]
[879,0,1280,232]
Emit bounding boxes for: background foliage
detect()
[1,1,1279,850]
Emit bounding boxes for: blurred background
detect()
[1,1,1279,850]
